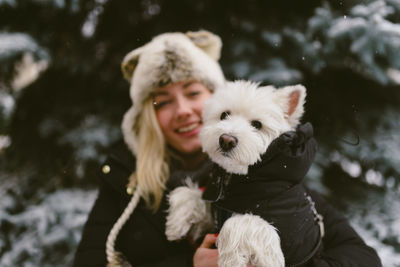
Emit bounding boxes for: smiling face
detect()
[153,80,212,155]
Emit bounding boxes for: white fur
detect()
[200,80,306,174]
[165,179,213,241]
[217,214,285,267]
[186,30,222,61]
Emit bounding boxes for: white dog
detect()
[166,81,323,267]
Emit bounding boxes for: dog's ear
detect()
[186,30,222,61]
[121,46,145,82]
[275,85,306,127]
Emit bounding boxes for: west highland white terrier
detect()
[166,81,324,267]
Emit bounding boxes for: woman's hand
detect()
[193,233,218,267]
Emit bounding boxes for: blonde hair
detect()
[131,97,170,212]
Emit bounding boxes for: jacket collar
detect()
[203,123,317,203]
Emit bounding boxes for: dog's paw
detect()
[165,180,213,241]
[217,214,285,267]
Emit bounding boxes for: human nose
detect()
[175,96,191,119]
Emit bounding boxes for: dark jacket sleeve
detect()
[73,153,194,267]
[307,189,382,267]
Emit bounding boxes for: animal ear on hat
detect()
[185,30,222,61]
[274,85,306,127]
[121,46,145,82]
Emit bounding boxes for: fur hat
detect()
[121,30,226,155]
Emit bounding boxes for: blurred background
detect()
[1,0,399,266]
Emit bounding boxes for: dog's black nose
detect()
[219,134,238,152]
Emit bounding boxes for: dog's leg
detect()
[165,180,213,241]
[217,214,284,267]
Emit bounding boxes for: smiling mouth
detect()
[176,122,200,133]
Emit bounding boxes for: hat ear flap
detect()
[121,46,145,82]
[186,30,222,61]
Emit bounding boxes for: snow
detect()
[0,91,15,119]
[0,0,15,6]
[348,189,400,267]
[249,61,303,86]
[340,158,362,178]
[81,0,109,38]
[38,114,121,178]
[341,109,400,176]
[0,33,48,63]
[0,188,97,267]
[11,52,48,91]
[0,135,11,152]
[282,0,400,85]
[58,115,120,162]
[261,31,282,47]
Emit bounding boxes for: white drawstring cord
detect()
[106,186,141,266]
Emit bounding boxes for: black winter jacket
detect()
[203,123,322,266]
[73,141,382,267]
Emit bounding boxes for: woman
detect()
[73,30,382,267]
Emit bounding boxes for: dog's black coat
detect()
[203,123,322,266]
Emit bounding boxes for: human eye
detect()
[154,100,170,109]
[153,96,172,110]
[187,90,201,97]
[184,82,204,97]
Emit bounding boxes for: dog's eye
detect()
[220,111,230,120]
[251,120,262,130]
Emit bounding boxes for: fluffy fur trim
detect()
[217,214,285,267]
[165,179,213,242]
[121,30,225,155]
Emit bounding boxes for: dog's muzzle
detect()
[219,134,238,152]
